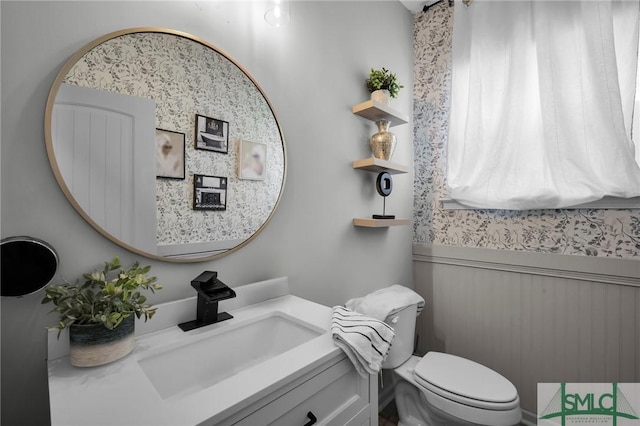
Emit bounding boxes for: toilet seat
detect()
[413,352,520,411]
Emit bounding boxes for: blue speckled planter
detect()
[69,315,135,367]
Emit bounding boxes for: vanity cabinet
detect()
[352,100,410,228]
[219,355,374,426]
[47,278,376,426]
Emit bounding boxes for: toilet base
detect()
[395,380,483,426]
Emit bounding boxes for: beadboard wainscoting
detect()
[412,243,640,417]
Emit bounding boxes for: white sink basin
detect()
[138,311,324,399]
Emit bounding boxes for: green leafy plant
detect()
[366,67,404,98]
[42,256,162,336]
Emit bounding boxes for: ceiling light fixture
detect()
[264,0,290,27]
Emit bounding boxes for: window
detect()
[447,0,640,210]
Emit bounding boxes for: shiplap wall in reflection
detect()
[413,244,640,415]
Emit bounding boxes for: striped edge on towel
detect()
[330,305,395,377]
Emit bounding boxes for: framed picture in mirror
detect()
[193,174,227,211]
[155,129,185,180]
[195,114,229,153]
[238,140,266,180]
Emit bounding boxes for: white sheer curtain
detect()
[447,0,640,210]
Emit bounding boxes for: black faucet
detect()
[178,271,236,332]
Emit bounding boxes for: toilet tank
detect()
[381,304,418,369]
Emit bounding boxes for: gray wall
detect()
[0,2,414,424]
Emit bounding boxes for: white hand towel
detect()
[330,306,395,377]
[345,284,425,321]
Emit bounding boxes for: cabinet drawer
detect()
[234,357,369,426]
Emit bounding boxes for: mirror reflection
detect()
[45,28,286,262]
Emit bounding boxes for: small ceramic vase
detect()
[371,89,391,106]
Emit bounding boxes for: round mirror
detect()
[45,28,286,262]
[1,237,59,297]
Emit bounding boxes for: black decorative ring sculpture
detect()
[376,172,393,197]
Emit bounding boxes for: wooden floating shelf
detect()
[352,100,409,126]
[352,157,409,174]
[353,218,410,228]
[351,99,409,230]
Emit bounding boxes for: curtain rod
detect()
[423,0,471,12]
[423,0,453,12]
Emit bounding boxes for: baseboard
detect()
[520,408,537,426]
[378,382,396,412]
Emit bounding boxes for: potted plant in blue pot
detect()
[42,256,162,367]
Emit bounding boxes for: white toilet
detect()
[382,304,522,426]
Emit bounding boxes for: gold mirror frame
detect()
[44,28,287,263]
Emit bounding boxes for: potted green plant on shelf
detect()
[42,256,162,367]
[366,67,404,105]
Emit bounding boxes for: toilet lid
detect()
[413,352,518,408]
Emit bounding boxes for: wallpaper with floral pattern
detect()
[63,32,285,249]
[413,3,640,258]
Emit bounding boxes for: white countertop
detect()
[47,277,343,426]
